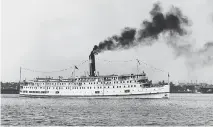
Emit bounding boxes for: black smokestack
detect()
[89,51,96,76]
[92,2,190,54]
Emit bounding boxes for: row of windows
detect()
[34,82,70,85]
[24,85,140,90]
[21,88,155,95]
[34,76,142,83]
[83,89,130,94]
[28,91,49,93]
[31,80,140,86]
[24,86,63,89]
[88,81,136,85]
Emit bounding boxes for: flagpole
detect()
[168,72,170,92]
[74,65,75,79]
[20,67,21,83]
[136,59,139,74]
[137,60,138,74]
[168,72,169,84]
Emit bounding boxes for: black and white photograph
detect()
[1,0,213,126]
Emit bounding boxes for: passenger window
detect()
[95,91,100,94]
[125,90,130,93]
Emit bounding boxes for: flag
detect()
[168,73,170,77]
[75,66,78,69]
[136,59,140,65]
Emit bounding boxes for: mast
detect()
[73,66,75,79]
[168,72,170,92]
[168,72,170,84]
[136,59,139,74]
[137,61,138,74]
[20,67,21,82]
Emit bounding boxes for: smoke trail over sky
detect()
[187,42,213,68]
[167,36,213,69]
[92,2,213,70]
[92,2,191,54]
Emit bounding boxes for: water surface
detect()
[1,94,213,126]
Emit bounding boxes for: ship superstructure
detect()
[20,52,170,98]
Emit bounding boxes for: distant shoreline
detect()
[1,89,19,94]
[1,82,213,94]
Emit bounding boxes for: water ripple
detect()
[1,94,213,126]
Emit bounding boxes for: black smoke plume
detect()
[138,3,189,41]
[93,27,136,53]
[92,2,190,54]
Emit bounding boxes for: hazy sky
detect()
[1,0,213,83]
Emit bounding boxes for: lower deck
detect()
[20,83,170,98]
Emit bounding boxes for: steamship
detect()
[19,52,170,99]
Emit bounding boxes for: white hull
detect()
[20,84,170,99]
[20,92,169,99]
[19,52,171,99]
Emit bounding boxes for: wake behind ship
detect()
[19,52,170,99]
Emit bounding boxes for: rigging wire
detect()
[97,58,168,73]
[96,59,133,63]
[21,60,89,73]
[136,59,168,73]
[21,59,168,74]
